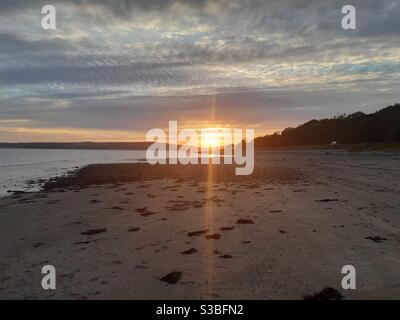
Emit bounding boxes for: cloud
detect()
[0,0,399,141]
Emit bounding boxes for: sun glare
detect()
[201,130,223,148]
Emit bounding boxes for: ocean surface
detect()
[0,148,146,195]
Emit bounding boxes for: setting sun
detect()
[200,129,223,148]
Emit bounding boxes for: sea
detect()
[0,148,147,195]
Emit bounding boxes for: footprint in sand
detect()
[181,248,197,255]
[141,211,156,217]
[314,199,338,202]
[219,254,233,259]
[365,236,387,243]
[237,219,254,224]
[206,234,221,240]
[80,228,107,235]
[136,207,156,216]
[127,227,140,232]
[161,271,182,284]
[75,240,91,245]
[110,206,124,211]
[220,226,234,231]
[187,229,208,237]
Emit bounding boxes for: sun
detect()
[201,129,223,148]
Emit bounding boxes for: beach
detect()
[0,150,399,299]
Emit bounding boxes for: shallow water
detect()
[0,148,146,195]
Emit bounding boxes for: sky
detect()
[0,0,399,142]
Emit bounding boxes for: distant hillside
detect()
[255,104,400,148]
[0,142,152,150]
[2,104,399,150]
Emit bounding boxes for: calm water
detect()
[0,149,146,195]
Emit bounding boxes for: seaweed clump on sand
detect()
[303,287,344,300]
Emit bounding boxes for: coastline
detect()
[2,147,400,197]
[1,151,400,299]
[2,142,400,153]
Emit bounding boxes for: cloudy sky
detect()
[0,0,399,141]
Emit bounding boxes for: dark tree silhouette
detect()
[255,104,400,148]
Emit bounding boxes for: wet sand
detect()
[1,150,400,299]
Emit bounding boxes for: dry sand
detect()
[0,150,400,299]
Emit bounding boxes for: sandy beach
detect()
[1,150,399,299]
